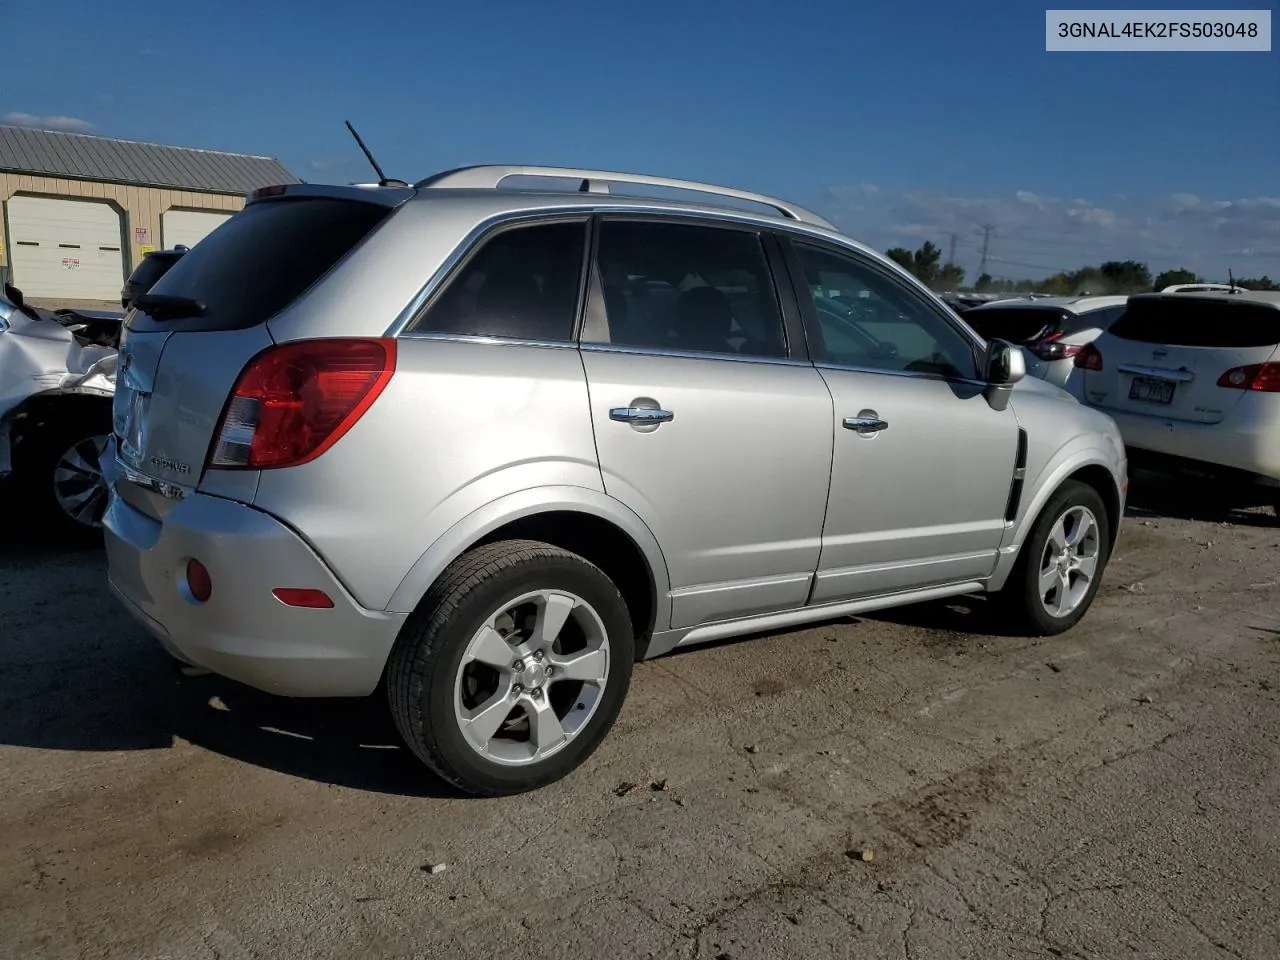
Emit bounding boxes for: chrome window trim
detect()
[396,331,578,351]
[383,202,902,340]
[579,341,811,368]
[815,360,989,390]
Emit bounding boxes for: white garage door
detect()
[7,195,124,300]
[162,209,232,250]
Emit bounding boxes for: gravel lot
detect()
[2,476,1277,960]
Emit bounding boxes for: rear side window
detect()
[412,220,587,341]
[964,307,1064,344]
[133,198,391,332]
[1109,297,1280,348]
[589,220,787,358]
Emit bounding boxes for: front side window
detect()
[414,220,587,341]
[590,220,788,358]
[792,241,979,380]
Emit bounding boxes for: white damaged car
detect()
[0,283,121,539]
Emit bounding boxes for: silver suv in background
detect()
[103,167,1128,795]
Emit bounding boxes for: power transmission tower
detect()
[976,224,996,277]
[945,232,958,266]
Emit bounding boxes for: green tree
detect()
[912,241,943,285]
[885,247,915,272]
[935,263,964,288]
[974,272,994,292]
[1153,267,1198,290]
[1236,276,1280,291]
[1099,260,1153,293]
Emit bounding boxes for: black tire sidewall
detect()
[1016,480,1111,635]
[13,409,112,542]
[413,551,634,795]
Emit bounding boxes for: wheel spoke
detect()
[468,625,515,670]
[1038,565,1060,597]
[532,593,576,649]
[550,647,608,685]
[1074,553,1098,581]
[1066,511,1095,548]
[461,686,515,746]
[1053,572,1072,615]
[526,696,566,753]
[1048,519,1069,552]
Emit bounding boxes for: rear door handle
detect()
[843,415,888,434]
[610,407,674,425]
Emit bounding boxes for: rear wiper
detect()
[134,294,207,321]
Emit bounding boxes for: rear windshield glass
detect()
[1108,297,1280,348]
[131,197,391,332]
[964,307,1064,344]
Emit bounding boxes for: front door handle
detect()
[610,406,674,425]
[843,415,888,435]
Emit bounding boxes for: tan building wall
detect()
[0,172,244,278]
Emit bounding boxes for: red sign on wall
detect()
[135,226,151,244]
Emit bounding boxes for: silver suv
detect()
[102,166,1128,795]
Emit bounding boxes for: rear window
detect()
[1108,297,1280,348]
[130,197,391,332]
[964,307,1065,344]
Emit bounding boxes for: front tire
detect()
[996,480,1111,636]
[387,540,635,796]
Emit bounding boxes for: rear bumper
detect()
[103,453,407,697]
[1104,402,1280,484]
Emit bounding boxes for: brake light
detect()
[251,184,289,200]
[1074,343,1104,371]
[1027,331,1084,361]
[1217,362,1280,392]
[208,338,396,470]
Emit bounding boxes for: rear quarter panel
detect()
[249,339,607,612]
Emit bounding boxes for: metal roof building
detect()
[0,124,300,304]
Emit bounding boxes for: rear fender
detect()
[386,485,672,627]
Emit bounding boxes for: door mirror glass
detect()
[985,339,1026,386]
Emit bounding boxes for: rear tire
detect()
[387,540,634,796]
[13,407,112,546]
[995,480,1111,636]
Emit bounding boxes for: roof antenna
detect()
[1228,267,1238,293]
[344,121,408,187]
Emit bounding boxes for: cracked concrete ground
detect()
[1,477,1277,959]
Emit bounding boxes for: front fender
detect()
[385,485,673,625]
[988,434,1126,593]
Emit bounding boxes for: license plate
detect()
[1129,376,1175,404]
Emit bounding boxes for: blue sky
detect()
[6,0,1277,281]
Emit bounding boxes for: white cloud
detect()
[820,183,1280,282]
[3,112,95,133]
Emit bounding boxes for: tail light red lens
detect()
[1217,362,1280,392]
[1073,343,1104,371]
[208,338,396,470]
[1027,331,1084,361]
[272,588,335,608]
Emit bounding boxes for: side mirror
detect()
[983,339,1025,411]
[985,339,1026,385]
